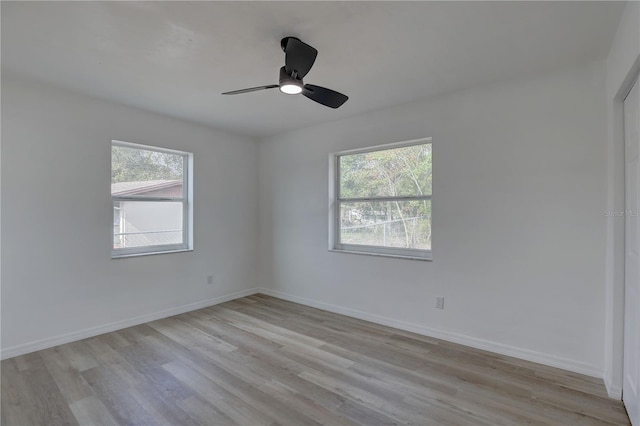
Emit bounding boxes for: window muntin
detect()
[111,141,192,258]
[332,139,432,260]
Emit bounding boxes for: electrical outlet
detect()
[436,297,445,309]
[207,275,214,285]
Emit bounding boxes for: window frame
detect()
[329,137,432,261]
[111,140,194,259]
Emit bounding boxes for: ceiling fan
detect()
[222,37,348,109]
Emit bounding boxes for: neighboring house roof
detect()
[111,179,181,196]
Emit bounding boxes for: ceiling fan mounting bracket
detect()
[281,36,301,52]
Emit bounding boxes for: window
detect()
[111,141,193,258]
[330,138,432,260]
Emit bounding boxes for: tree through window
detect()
[332,139,432,260]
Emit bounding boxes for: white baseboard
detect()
[259,288,603,379]
[0,287,259,360]
[604,370,623,399]
[1,286,605,384]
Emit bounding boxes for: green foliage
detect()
[340,144,431,198]
[339,143,432,249]
[112,145,183,183]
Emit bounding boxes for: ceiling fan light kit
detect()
[222,36,348,109]
[278,66,303,95]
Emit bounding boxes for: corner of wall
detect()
[604,369,623,400]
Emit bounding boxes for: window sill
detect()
[329,248,432,261]
[111,248,193,259]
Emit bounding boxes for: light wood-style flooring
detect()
[1,294,631,425]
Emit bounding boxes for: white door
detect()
[624,76,640,426]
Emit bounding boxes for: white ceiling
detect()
[1,1,625,138]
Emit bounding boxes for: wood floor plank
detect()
[163,361,276,426]
[1,359,38,426]
[209,306,328,349]
[2,354,79,426]
[81,365,156,425]
[164,357,321,425]
[83,336,147,388]
[148,316,238,354]
[68,395,119,426]
[1,294,631,425]
[299,368,454,425]
[176,395,237,426]
[259,379,355,426]
[58,341,100,373]
[127,381,198,426]
[335,398,402,426]
[142,331,322,425]
[39,347,94,405]
[181,309,285,354]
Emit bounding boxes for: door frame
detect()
[622,74,640,426]
[607,55,640,401]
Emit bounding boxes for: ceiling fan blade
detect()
[284,37,317,79]
[302,84,348,109]
[222,85,278,95]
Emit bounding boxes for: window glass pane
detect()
[339,143,431,198]
[339,200,431,250]
[113,201,183,249]
[112,145,183,198]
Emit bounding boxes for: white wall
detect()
[604,0,640,399]
[1,74,259,357]
[259,61,607,377]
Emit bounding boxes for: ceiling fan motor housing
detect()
[279,66,303,94]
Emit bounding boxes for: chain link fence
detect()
[341,216,431,249]
[114,230,182,248]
